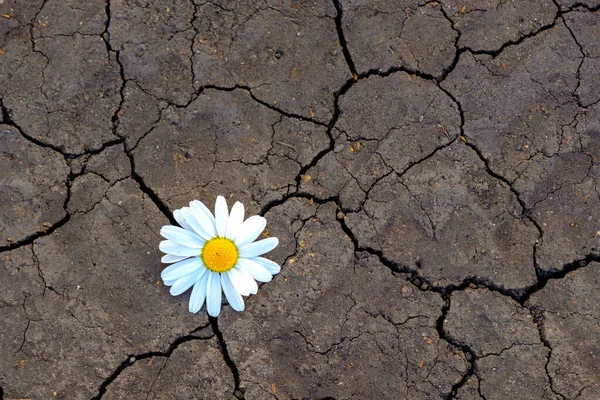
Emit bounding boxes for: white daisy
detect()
[159,196,280,317]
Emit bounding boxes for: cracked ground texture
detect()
[0,0,599,399]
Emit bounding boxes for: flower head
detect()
[159,196,280,317]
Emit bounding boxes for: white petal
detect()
[189,272,209,313]
[173,208,194,232]
[251,257,281,275]
[222,272,245,312]
[229,267,258,295]
[237,258,272,282]
[225,201,244,240]
[161,258,204,282]
[214,196,228,237]
[180,207,213,241]
[161,254,189,264]
[227,268,250,296]
[233,216,267,247]
[206,271,222,317]
[163,278,178,286]
[189,200,217,237]
[170,270,202,296]
[160,225,205,248]
[238,237,279,258]
[159,240,201,257]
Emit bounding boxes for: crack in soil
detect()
[126,149,177,226]
[334,199,600,397]
[90,322,212,400]
[436,296,477,400]
[3,0,599,397]
[0,162,72,253]
[332,0,358,79]
[529,307,567,400]
[1,98,125,159]
[560,12,588,109]
[210,316,245,400]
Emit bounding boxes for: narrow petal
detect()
[206,271,223,317]
[233,216,266,247]
[232,266,258,295]
[163,278,178,286]
[161,254,189,264]
[225,201,244,240]
[188,272,209,313]
[180,207,212,241]
[189,200,217,237]
[161,258,203,282]
[238,237,279,258]
[160,225,205,248]
[237,258,272,282]
[159,240,201,257]
[251,257,281,275]
[170,270,202,296]
[173,208,194,232]
[214,196,228,237]
[228,267,252,296]
[222,272,245,312]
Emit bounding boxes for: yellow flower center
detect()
[202,237,238,273]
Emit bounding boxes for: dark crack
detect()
[3,1,599,397]
[529,307,567,400]
[1,33,123,158]
[436,295,477,400]
[1,98,125,159]
[260,192,337,217]
[209,316,245,400]
[462,139,543,269]
[334,182,600,303]
[435,2,463,81]
[459,1,600,60]
[467,14,560,59]
[0,141,137,254]
[0,98,10,124]
[243,31,600,391]
[560,12,587,108]
[166,84,327,127]
[263,68,425,212]
[330,193,600,397]
[1,99,66,157]
[90,322,212,399]
[100,0,176,228]
[332,0,358,78]
[188,0,200,92]
[432,0,600,85]
[555,0,600,12]
[436,81,544,297]
[244,86,328,127]
[0,175,72,254]
[519,253,600,304]
[14,319,30,355]
[125,146,177,226]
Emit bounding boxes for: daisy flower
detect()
[159,196,280,317]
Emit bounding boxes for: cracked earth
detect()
[1,0,599,399]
